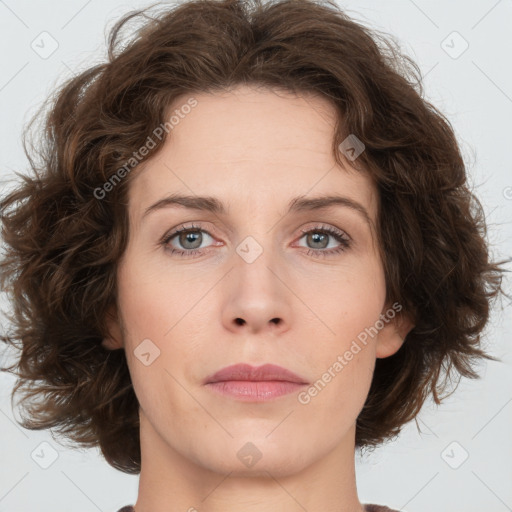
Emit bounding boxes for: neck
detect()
[134,411,365,512]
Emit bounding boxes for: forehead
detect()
[127,85,377,224]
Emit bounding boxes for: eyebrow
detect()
[142,193,373,229]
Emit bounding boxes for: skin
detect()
[103,84,414,512]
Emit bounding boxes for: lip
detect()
[204,363,308,384]
[203,363,309,402]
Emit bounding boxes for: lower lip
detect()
[205,380,307,401]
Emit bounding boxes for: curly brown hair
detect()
[0,0,508,475]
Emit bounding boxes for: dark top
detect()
[117,504,401,511]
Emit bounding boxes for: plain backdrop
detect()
[0,1,511,511]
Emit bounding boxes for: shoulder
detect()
[118,504,400,512]
[364,504,402,512]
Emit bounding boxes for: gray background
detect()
[0,1,511,511]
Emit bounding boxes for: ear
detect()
[101,302,124,350]
[375,303,415,359]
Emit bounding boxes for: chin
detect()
[193,440,315,479]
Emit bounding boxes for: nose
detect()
[221,240,293,335]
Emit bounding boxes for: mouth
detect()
[203,363,309,402]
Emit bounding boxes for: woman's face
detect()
[104,84,409,477]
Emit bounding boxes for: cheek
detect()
[115,259,206,393]
[309,263,386,341]
[300,264,383,403]
[115,252,192,341]
[297,330,375,434]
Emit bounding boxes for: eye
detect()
[296,225,351,258]
[161,224,217,258]
[160,223,351,259]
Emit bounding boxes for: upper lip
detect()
[204,363,308,385]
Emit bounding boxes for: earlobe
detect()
[375,307,415,359]
[101,303,124,350]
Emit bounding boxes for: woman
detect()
[0,0,506,511]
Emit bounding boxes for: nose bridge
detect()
[233,230,281,296]
[231,202,279,271]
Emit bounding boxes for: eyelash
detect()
[160,223,351,259]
